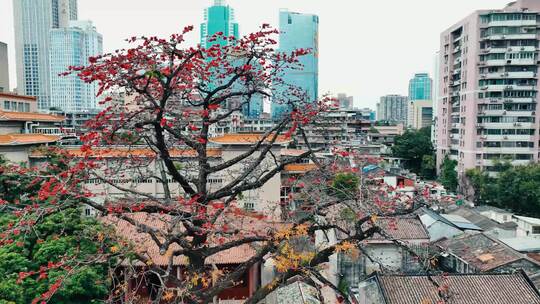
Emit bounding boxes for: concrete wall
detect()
[0,145,31,163]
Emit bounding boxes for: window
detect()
[532,226,540,234]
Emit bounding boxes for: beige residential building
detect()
[407,100,433,129]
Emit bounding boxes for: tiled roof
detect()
[376,272,540,304]
[0,134,60,146]
[370,216,430,241]
[0,110,64,122]
[209,133,291,145]
[100,212,285,266]
[448,208,516,231]
[0,92,37,101]
[281,149,309,157]
[283,163,318,173]
[29,147,222,158]
[436,233,527,271]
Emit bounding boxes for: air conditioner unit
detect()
[503,110,507,115]
[521,47,526,51]
[531,111,535,115]
[503,136,508,140]
[508,48,513,51]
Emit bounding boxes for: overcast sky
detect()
[0,0,512,109]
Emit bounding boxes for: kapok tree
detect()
[3,25,439,304]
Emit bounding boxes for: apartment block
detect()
[436,0,540,178]
[376,94,408,124]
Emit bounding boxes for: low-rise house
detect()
[513,215,540,238]
[355,271,540,304]
[0,134,60,163]
[435,233,540,280]
[448,207,517,239]
[101,212,285,303]
[475,206,540,239]
[419,208,482,242]
[338,216,430,291]
[475,205,514,224]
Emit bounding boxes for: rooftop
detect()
[372,272,540,304]
[100,212,286,266]
[448,208,517,231]
[514,215,540,226]
[29,147,223,158]
[0,134,60,146]
[209,133,292,145]
[499,237,540,253]
[436,233,529,272]
[0,110,64,122]
[0,92,37,101]
[283,163,318,173]
[370,216,430,241]
[421,208,483,231]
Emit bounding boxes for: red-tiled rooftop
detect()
[0,134,60,146]
[281,149,309,157]
[283,163,318,173]
[209,133,291,145]
[100,212,286,266]
[29,147,223,158]
[375,272,540,304]
[0,110,64,122]
[0,92,37,101]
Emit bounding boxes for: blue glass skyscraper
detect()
[200,0,239,49]
[408,73,432,101]
[271,9,319,119]
[50,20,103,112]
[200,0,263,118]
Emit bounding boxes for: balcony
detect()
[486,19,537,27]
[480,134,535,141]
[483,71,536,79]
[503,97,537,103]
[482,33,537,40]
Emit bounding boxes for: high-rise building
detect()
[336,93,354,110]
[0,42,9,92]
[200,0,239,48]
[436,0,540,180]
[432,51,441,145]
[376,95,408,124]
[13,0,78,110]
[50,20,103,112]
[408,73,432,101]
[271,9,319,119]
[199,1,263,118]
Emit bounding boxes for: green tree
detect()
[331,172,360,200]
[467,163,540,217]
[0,154,111,303]
[420,154,436,180]
[439,157,458,193]
[392,127,434,177]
